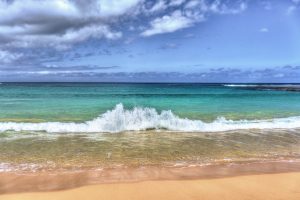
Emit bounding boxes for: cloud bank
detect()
[2,66,300,83]
[0,0,247,50]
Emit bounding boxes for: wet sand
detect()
[1,161,300,194]
[1,172,300,200]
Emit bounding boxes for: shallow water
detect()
[0,129,300,171]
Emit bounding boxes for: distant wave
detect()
[223,84,258,87]
[1,104,300,133]
[223,84,300,92]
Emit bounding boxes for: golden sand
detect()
[1,172,300,200]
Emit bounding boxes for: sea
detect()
[0,83,300,173]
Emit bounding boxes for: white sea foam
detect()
[0,162,42,172]
[0,104,300,133]
[223,84,258,87]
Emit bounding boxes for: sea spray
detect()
[1,104,300,133]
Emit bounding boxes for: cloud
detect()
[43,64,120,71]
[148,0,167,12]
[287,5,297,14]
[287,0,300,14]
[184,0,200,9]
[0,0,140,49]
[260,1,272,10]
[159,43,178,49]
[0,0,249,77]
[210,2,247,14]
[0,63,121,73]
[94,0,142,16]
[0,50,23,64]
[2,65,300,82]
[259,28,269,33]
[184,33,196,38]
[141,10,197,36]
[169,0,186,7]
[0,0,248,49]
[141,0,247,37]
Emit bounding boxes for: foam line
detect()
[1,104,300,133]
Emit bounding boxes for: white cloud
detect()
[287,0,300,14]
[287,5,297,14]
[141,0,247,37]
[0,50,23,64]
[0,0,248,49]
[0,0,78,24]
[141,10,196,37]
[148,0,167,12]
[260,28,269,33]
[210,1,247,14]
[0,0,140,49]
[184,0,200,9]
[292,0,300,4]
[260,1,272,10]
[169,0,186,7]
[184,33,195,38]
[96,0,142,16]
[160,43,178,49]
[274,73,284,78]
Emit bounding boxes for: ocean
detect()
[0,83,300,172]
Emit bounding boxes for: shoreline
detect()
[1,172,300,200]
[1,160,300,194]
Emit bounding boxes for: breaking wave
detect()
[223,84,258,87]
[1,104,300,133]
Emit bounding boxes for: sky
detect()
[0,0,300,82]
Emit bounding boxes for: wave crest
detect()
[223,84,258,87]
[1,104,300,133]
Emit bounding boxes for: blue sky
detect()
[0,0,300,82]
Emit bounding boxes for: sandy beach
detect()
[0,172,300,200]
[1,0,300,197]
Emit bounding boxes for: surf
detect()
[1,104,300,133]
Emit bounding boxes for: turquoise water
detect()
[1,83,300,171]
[1,83,300,123]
